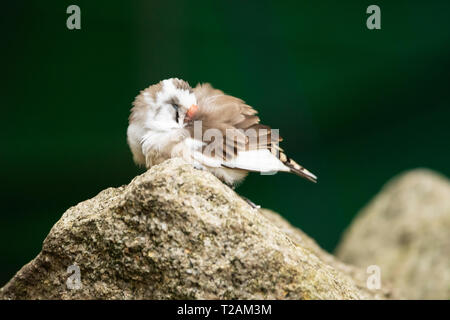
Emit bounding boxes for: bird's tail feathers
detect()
[279,152,317,183]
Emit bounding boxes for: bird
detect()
[127,78,317,190]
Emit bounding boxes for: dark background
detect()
[1,0,449,286]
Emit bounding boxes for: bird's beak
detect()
[184,104,198,123]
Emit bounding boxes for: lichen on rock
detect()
[0,158,393,300]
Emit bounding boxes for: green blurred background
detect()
[1,0,449,286]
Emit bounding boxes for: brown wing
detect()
[188,83,317,182]
[188,83,282,160]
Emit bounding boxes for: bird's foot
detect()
[240,195,261,210]
[224,182,260,209]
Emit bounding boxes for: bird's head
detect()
[131,78,198,132]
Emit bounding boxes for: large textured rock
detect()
[1,158,390,300]
[259,209,394,299]
[336,169,450,300]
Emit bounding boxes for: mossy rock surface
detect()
[1,158,393,299]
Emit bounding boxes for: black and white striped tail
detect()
[278,151,317,183]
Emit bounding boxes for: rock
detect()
[336,169,450,300]
[260,209,394,299]
[1,158,390,300]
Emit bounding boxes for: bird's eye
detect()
[172,104,180,122]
